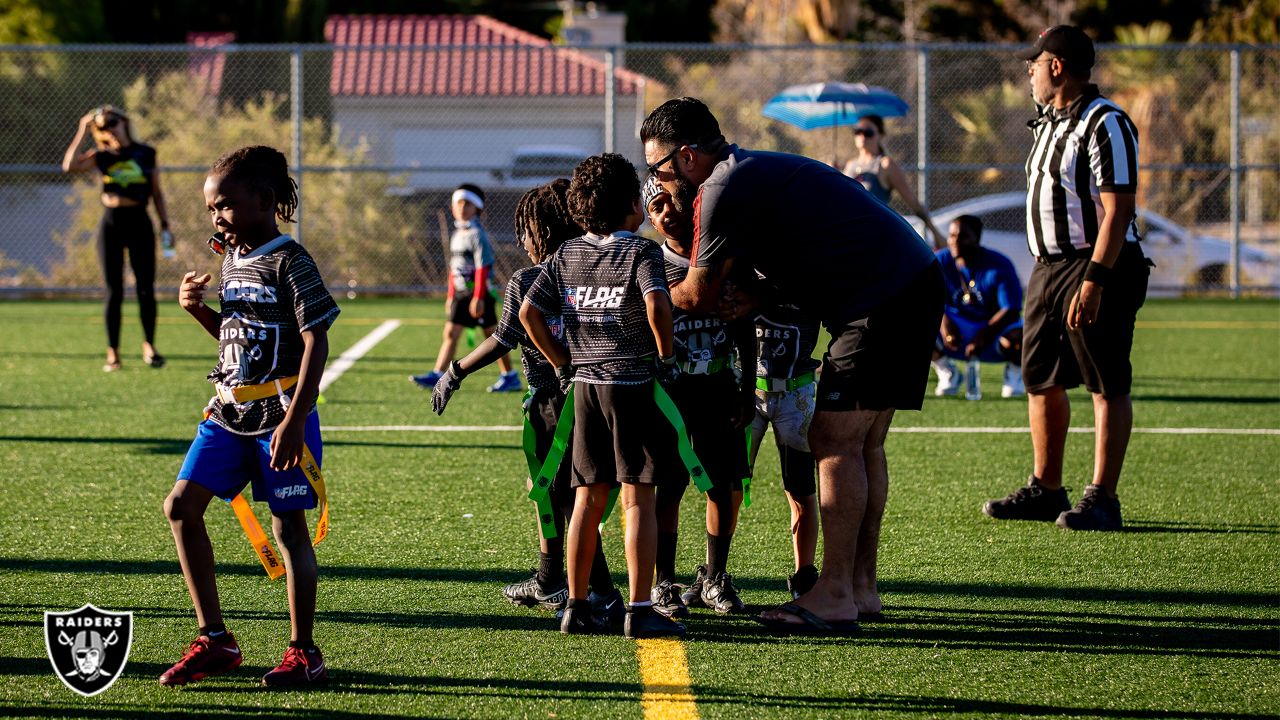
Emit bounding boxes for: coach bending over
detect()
[641,98,943,633]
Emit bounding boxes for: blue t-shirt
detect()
[936,247,1022,324]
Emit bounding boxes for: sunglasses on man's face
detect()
[646,143,698,176]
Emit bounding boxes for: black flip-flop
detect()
[858,610,887,622]
[756,602,860,636]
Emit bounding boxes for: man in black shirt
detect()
[642,98,943,633]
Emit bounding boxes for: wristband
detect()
[448,359,465,379]
[660,354,676,366]
[1083,261,1111,286]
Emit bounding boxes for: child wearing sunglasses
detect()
[163,145,339,688]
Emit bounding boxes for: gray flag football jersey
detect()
[493,264,560,391]
[208,235,340,435]
[662,243,735,372]
[527,231,668,385]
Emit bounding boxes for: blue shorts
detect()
[177,413,322,512]
[938,314,1024,363]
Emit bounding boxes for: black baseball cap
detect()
[1017,25,1095,72]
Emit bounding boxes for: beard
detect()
[670,168,699,216]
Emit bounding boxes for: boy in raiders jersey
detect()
[750,302,821,599]
[642,177,756,618]
[430,180,623,621]
[520,154,686,639]
[162,146,339,688]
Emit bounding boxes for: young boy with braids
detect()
[161,146,339,688]
[430,180,623,620]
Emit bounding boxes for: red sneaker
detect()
[262,646,328,687]
[158,633,243,686]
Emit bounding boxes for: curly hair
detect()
[210,145,299,223]
[567,153,640,235]
[515,179,581,263]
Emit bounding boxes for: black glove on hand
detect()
[431,361,465,415]
[555,364,574,395]
[656,355,680,388]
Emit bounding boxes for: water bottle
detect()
[161,229,175,259]
[965,358,982,400]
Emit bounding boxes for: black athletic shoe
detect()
[624,605,686,639]
[982,476,1071,522]
[561,604,606,634]
[589,587,626,626]
[701,571,745,614]
[787,565,819,599]
[651,579,690,619]
[680,565,708,609]
[502,573,568,610]
[1056,484,1123,531]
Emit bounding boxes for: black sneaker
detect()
[787,565,819,599]
[1056,484,1123,531]
[651,579,690,619]
[701,571,745,614]
[680,565,708,608]
[502,573,568,611]
[624,605,686,639]
[982,476,1071,522]
[561,604,606,634]
[589,587,626,626]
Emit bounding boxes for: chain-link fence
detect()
[1,38,1276,298]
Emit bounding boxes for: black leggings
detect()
[98,206,157,349]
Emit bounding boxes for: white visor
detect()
[451,189,484,210]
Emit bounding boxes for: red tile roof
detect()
[186,32,235,96]
[324,15,647,97]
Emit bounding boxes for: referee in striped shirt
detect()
[982,26,1152,532]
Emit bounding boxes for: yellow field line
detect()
[637,638,699,720]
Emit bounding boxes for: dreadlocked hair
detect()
[515,179,582,263]
[210,146,299,223]
[567,153,640,235]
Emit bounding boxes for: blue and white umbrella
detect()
[762,82,910,130]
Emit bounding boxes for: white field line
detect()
[322,424,1280,436]
[318,319,401,394]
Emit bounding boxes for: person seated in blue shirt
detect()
[931,215,1025,398]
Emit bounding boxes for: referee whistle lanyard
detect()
[227,442,329,580]
[527,381,709,540]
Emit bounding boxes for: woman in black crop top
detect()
[62,105,171,371]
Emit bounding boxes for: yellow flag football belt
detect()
[228,443,330,579]
[207,374,328,579]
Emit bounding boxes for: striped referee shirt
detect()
[1025,84,1141,260]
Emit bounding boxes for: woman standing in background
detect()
[843,114,945,249]
[62,105,171,371]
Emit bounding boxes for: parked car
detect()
[909,191,1278,293]
[490,145,587,188]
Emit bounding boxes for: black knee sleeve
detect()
[779,445,816,498]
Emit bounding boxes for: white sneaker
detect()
[933,358,963,397]
[1001,363,1025,398]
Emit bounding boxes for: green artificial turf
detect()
[0,298,1276,719]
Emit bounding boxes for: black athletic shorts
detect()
[447,292,497,328]
[816,260,945,411]
[570,381,682,487]
[1023,243,1150,398]
[527,386,574,509]
[665,371,750,492]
